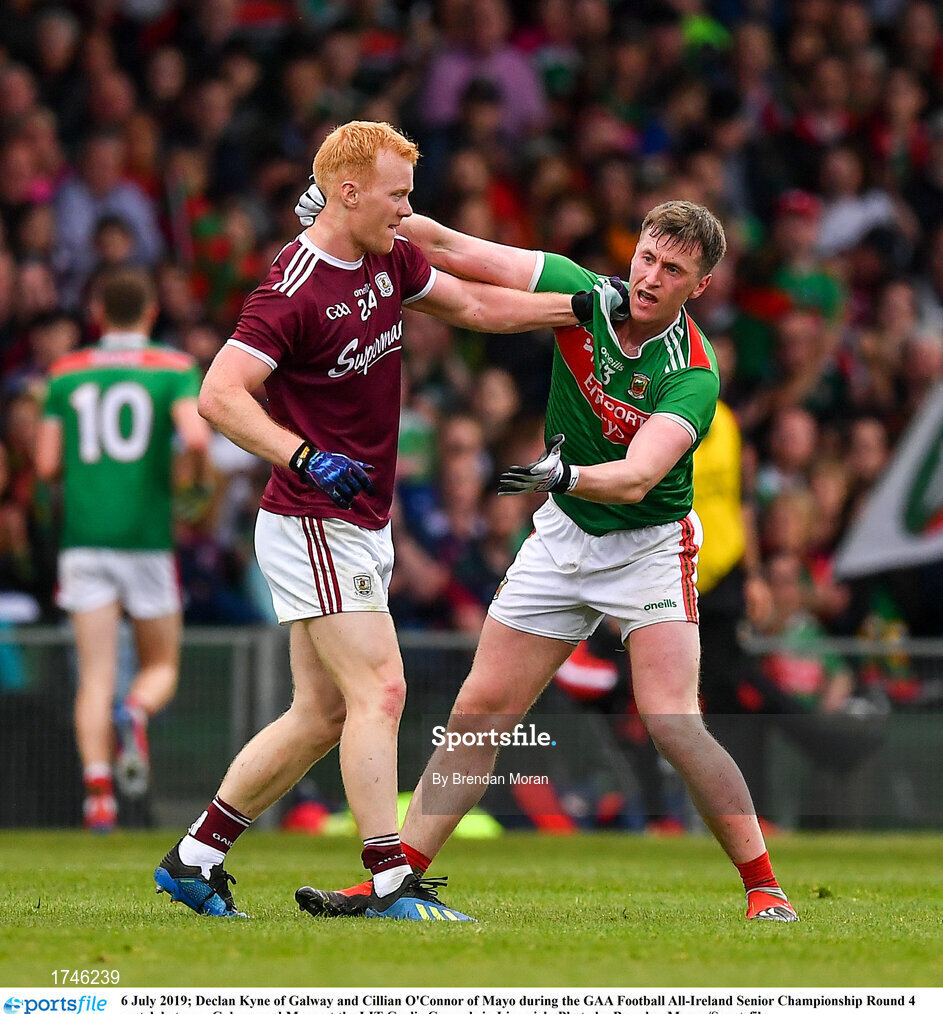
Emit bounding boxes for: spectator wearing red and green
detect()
[759,552,854,714]
[733,190,845,387]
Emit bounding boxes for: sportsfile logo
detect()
[4,1003,104,1014]
[431,722,557,752]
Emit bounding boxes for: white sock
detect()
[178,834,226,879]
[363,833,412,898]
[373,863,411,898]
[84,762,112,783]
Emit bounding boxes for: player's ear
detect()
[88,296,105,331]
[143,301,160,330]
[689,273,712,300]
[339,180,358,208]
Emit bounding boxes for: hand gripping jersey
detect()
[532,252,720,535]
[228,232,435,529]
[43,341,201,550]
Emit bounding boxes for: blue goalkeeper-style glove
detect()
[289,441,375,510]
[497,434,579,495]
[295,176,326,227]
[571,276,631,323]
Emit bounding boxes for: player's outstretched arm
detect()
[410,270,579,333]
[399,215,540,291]
[294,179,539,290]
[499,416,694,505]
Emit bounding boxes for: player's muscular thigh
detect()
[452,619,572,717]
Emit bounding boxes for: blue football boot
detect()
[154,842,247,917]
[364,874,475,921]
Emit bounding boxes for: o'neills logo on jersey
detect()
[329,320,403,378]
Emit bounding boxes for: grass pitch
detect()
[1,830,941,987]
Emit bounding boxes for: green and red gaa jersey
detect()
[43,336,201,550]
[533,252,720,535]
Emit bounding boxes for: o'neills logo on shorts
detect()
[644,599,677,611]
[353,574,373,597]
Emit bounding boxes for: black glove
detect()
[289,441,375,510]
[571,276,631,323]
[497,434,579,495]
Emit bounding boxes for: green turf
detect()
[1,830,941,987]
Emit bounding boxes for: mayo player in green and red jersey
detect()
[35,268,211,832]
[294,189,798,923]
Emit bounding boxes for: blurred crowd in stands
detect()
[0,0,941,710]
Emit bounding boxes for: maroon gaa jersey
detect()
[228,231,436,528]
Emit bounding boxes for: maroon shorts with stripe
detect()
[254,508,394,624]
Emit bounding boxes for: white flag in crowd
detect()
[835,382,943,578]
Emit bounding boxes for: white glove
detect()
[599,276,631,322]
[295,177,326,227]
[571,276,631,323]
[497,434,579,495]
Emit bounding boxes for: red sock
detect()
[84,775,113,797]
[736,850,780,892]
[403,842,431,874]
[189,796,251,854]
[84,764,114,796]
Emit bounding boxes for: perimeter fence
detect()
[0,626,940,831]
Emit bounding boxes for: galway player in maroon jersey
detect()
[154,121,622,919]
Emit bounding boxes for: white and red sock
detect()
[83,762,113,798]
[83,764,116,829]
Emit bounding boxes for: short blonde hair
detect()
[313,121,419,196]
[640,200,727,274]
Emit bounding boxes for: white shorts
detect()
[488,498,701,644]
[56,548,181,619]
[254,509,394,624]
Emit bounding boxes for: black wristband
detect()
[289,440,316,474]
[571,290,593,323]
[548,461,572,493]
